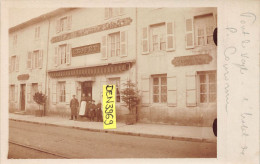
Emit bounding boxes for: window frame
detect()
[105,8,125,20]
[58,82,66,103]
[198,71,216,104]
[152,74,167,104]
[107,77,121,103]
[60,17,68,32]
[59,44,67,65]
[34,26,40,39]
[108,32,120,58]
[149,23,166,52]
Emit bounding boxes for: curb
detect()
[9,118,216,143]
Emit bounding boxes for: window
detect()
[35,26,40,39]
[152,75,167,103]
[105,8,125,19]
[13,34,17,46]
[198,71,216,103]
[56,16,72,33]
[27,50,43,69]
[32,51,39,69]
[60,17,67,32]
[108,78,120,102]
[9,85,15,101]
[60,44,67,64]
[150,23,166,51]
[194,14,215,46]
[54,44,71,66]
[31,83,38,99]
[108,32,120,57]
[58,82,66,102]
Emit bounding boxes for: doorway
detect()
[20,84,26,111]
[81,81,92,100]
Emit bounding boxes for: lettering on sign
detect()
[72,43,100,57]
[51,17,133,43]
[103,85,116,129]
[172,54,213,67]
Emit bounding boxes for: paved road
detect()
[9,120,216,158]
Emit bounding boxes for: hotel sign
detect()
[51,17,133,43]
[72,43,100,57]
[172,54,213,67]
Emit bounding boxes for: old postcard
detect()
[1,0,259,164]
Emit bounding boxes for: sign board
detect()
[72,43,100,57]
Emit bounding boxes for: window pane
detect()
[200,94,207,103]
[153,86,159,94]
[161,86,167,94]
[206,26,213,35]
[209,84,216,93]
[198,37,204,45]
[153,95,159,103]
[161,95,167,103]
[161,77,167,85]
[153,77,159,85]
[198,28,204,36]
[207,36,213,44]
[209,94,216,102]
[200,74,206,83]
[160,42,166,51]
[200,84,207,93]
[209,74,216,83]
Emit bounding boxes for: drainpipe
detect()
[44,19,51,116]
[135,8,138,120]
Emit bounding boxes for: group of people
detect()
[69,93,102,122]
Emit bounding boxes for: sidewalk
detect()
[9,113,216,143]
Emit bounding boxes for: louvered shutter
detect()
[27,83,31,103]
[65,81,71,104]
[105,8,109,19]
[54,47,58,66]
[56,19,60,33]
[101,36,107,59]
[15,56,19,72]
[52,82,57,104]
[67,15,72,30]
[185,17,194,49]
[15,85,18,102]
[38,50,43,68]
[141,74,150,106]
[142,27,149,54]
[166,21,175,51]
[27,52,32,69]
[167,73,177,106]
[120,31,127,57]
[66,44,71,65]
[9,57,11,72]
[186,72,197,106]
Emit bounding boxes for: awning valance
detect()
[48,62,132,78]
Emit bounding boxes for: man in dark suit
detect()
[70,95,79,120]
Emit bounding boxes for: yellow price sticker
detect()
[103,85,116,129]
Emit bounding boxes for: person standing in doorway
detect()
[70,95,79,120]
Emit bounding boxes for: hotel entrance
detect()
[81,81,92,100]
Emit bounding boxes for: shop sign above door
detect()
[72,43,100,57]
[17,74,30,80]
[172,54,213,67]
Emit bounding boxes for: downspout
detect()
[135,8,138,119]
[44,19,51,116]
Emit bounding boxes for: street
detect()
[9,120,217,158]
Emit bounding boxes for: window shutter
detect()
[167,73,177,106]
[38,50,43,68]
[67,15,72,30]
[105,8,109,19]
[27,83,31,103]
[52,82,57,104]
[56,19,60,33]
[142,27,149,54]
[66,44,71,65]
[27,52,32,69]
[9,57,11,73]
[186,72,197,107]
[65,81,70,104]
[166,21,175,51]
[15,85,18,102]
[15,56,19,72]
[141,74,150,106]
[38,83,42,93]
[120,31,127,57]
[54,47,58,66]
[185,17,194,49]
[101,36,107,59]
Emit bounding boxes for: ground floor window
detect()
[107,78,120,102]
[9,85,15,101]
[152,74,167,103]
[58,82,66,102]
[31,83,38,100]
[198,71,216,103]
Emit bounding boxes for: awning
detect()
[48,61,133,78]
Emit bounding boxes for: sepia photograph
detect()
[7,7,218,159]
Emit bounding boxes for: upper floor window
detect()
[27,50,43,69]
[105,8,125,19]
[107,78,121,102]
[56,15,72,33]
[35,26,40,39]
[198,71,216,103]
[152,75,167,103]
[13,34,17,46]
[108,32,120,57]
[54,44,71,66]
[9,55,19,72]
[9,85,15,101]
[150,23,166,51]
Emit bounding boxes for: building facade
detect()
[137,8,217,126]
[9,8,217,126]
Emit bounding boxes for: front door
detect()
[82,81,92,100]
[20,84,26,111]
